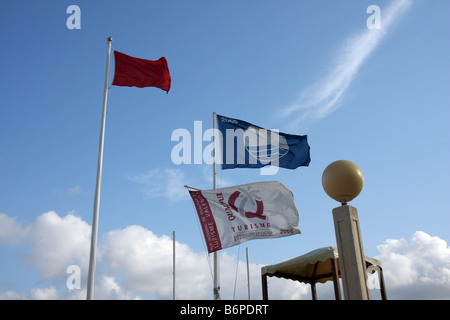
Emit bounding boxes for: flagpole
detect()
[173,230,176,300]
[246,247,250,300]
[87,36,113,300]
[212,112,220,300]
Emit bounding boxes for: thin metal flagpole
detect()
[212,112,220,300]
[86,36,113,300]
[173,230,176,300]
[246,247,250,300]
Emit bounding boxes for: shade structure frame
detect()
[261,246,386,300]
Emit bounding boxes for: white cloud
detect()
[0,291,26,300]
[129,168,188,201]
[100,225,199,299]
[24,211,91,280]
[281,0,413,128]
[1,210,449,300]
[0,211,307,300]
[0,213,27,245]
[30,286,59,300]
[67,185,88,196]
[52,185,89,197]
[128,166,233,202]
[94,276,141,300]
[376,231,450,299]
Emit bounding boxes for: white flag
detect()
[189,181,300,253]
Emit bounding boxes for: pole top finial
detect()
[322,160,364,205]
[107,36,113,42]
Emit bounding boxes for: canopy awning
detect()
[261,246,386,300]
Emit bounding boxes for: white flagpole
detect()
[246,247,250,300]
[173,230,176,300]
[212,112,220,300]
[87,36,113,300]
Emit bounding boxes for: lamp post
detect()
[322,160,371,300]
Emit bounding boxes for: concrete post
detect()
[333,205,371,300]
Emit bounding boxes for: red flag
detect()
[112,50,171,92]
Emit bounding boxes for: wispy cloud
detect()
[129,166,234,201]
[67,185,87,196]
[129,168,188,201]
[281,0,413,128]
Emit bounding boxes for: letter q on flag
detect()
[188,181,301,253]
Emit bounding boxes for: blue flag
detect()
[216,114,311,170]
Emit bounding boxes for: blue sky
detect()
[0,0,449,300]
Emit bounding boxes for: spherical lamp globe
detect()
[322,160,364,205]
